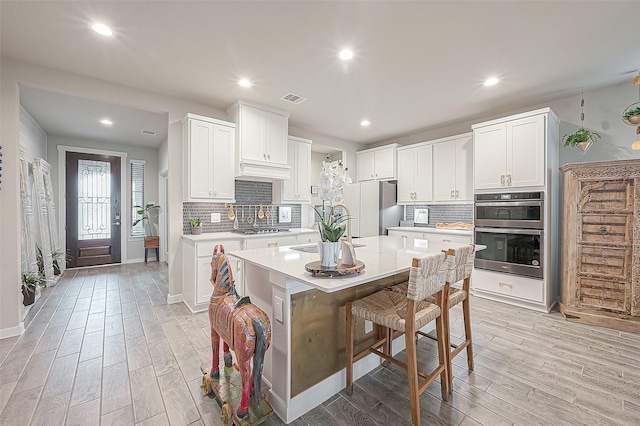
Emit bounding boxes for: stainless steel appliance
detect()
[474,192,544,278]
[343,181,403,237]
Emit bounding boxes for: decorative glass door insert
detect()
[77,159,111,240]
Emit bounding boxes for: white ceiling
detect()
[3,1,640,148]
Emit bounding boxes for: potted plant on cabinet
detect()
[189,218,203,235]
[133,203,161,262]
[21,272,41,306]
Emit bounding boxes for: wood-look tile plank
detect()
[135,411,170,426]
[80,330,104,362]
[0,381,17,414]
[0,385,43,426]
[148,338,180,377]
[58,296,78,310]
[124,315,145,340]
[142,320,165,344]
[57,327,85,358]
[48,308,73,328]
[186,377,226,425]
[42,352,79,399]
[182,322,211,350]
[104,333,127,367]
[106,300,122,316]
[154,305,175,323]
[13,349,57,393]
[300,403,341,426]
[105,314,124,337]
[92,288,107,300]
[33,324,66,354]
[70,357,102,407]
[73,297,92,312]
[102,361,132,415]
[85,312,105,334]
[89,298,106,314]
[157,370,200,426]
[65,398,100,426]
[126,336,153,371]
[323,394,379,426]
[31,391,70,426]
[102,404,135,426]
[66,310,89,330]
[161,321,203,382]
[130,365,165,422]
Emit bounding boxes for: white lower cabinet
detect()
[184,239,243,312]
[244,235,296,250]
[295,232,321,245]
[388,228,472,245]
[472,268,544,305]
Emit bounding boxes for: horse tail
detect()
[252,315,269,405]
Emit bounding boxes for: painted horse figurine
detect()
[208,244,271,419]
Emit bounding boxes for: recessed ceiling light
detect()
[360,120,370,127]
[339,49,354,61]
[91,23,114,37]
[238,79,252,88]
[484,77,500,87]
[100,119,113,126]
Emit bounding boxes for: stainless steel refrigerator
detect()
[343,181,403,237]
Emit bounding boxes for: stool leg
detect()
[345,303,354,395]
[155,247,159,262]
[436,311,450,401]
[145,248,148,264]
[405,306,420,426]
[462,281,474,371]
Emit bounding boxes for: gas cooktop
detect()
[230,228,290,235]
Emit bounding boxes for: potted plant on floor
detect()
[189,218,203,235]
[133,203,161,261]
[21,272,41,306]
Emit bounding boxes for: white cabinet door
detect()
[294,140,311,201]
[454,135,473,201]
[211,124,235,200]
[357,151,375,181]
[374,147,395,180]
[196,256,213,305]
[189,119,215,199]
[245,235,296,250]
[265,109,288,165]
[473,123,507,190]
[507,114,545,188]
[281,139,297,201]
[397,148,416,204]
[239,105,265,163]
[433,141,456,201]
[295,232,320,245]
[397,144,432,204]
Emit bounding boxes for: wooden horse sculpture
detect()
[208,244,271,419]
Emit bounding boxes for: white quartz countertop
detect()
[387,226,473,236]
[181,228,316,242]
[229,235,480,293]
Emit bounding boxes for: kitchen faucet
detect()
[332,203,352,243]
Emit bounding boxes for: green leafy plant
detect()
[562,128,602,147]
[189,218,202,227]
[133,203,161,236]
[623,106,640,121]
[313,205,350,242]
[21,272,43,292]
[35,244,45,277]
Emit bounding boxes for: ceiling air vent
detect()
[141,130,156,136]
[280,93,307,105]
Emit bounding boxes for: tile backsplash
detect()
[183,180,301,234]
[405,204,473,227]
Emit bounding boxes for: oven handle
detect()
[475,227,543,236]
[475,201,542,207]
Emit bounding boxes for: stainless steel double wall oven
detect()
[474,192,544,278]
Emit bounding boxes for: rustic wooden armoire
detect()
[560,159,640,332]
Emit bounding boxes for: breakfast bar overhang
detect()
[229,235,478,424]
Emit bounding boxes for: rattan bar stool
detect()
[390,244,475,392]
[345,252,450,426]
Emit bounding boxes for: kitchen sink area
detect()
[290,243,366,253]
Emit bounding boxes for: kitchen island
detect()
[229,235,475,423]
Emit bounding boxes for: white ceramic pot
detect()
[318,241,340,268]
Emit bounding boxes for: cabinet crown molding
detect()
[471,107,558,130]
[183,113,235,127]
[226,99,291,118]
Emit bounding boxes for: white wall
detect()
[0,57,226,337]
[47,135,160,263]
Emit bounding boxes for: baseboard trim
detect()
[0,323,24,339]
[166,293,183,304]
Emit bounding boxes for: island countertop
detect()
[229,235,478,293]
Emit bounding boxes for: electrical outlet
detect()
[364,320,373,333]
[211,213,221,223]
[273,296,283,322]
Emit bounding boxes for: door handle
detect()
[500,175,505,186]
[506,174,512,186]
[112,222,121,226]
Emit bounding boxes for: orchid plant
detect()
[314,157,352,242]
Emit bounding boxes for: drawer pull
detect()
[599,226,608,234]
[442,239,451,242]
[498,282,513,289]
[268,242,278,248]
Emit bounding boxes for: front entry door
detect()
[66,152,122,267]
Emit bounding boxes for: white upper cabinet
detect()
[397,143,433,204]
[433,133,473,201]
[226,101,291,180]
[356,144,398,181]
[275,136,312,203]
[183,114,235,202]
[473,109,554,191]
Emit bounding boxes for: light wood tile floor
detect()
[1,262,640,425]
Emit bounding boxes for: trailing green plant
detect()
[313,205,350,242]
[35,244,45,277]
[189,218,202,227]
[623,106,640,121]
[133,203,161,236]
[562,128,602,147]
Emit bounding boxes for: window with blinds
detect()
[130,160,146,237]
